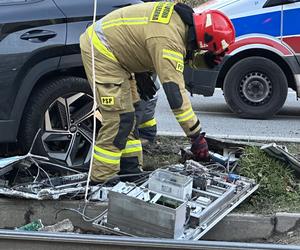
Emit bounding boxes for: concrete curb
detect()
[157,131,300,143]
[0,198,299,241]
[203,213,300,242]
[203,213,276,241]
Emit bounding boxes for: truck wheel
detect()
[20,76,98,170]
[223,57,288,119]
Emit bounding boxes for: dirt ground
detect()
[266,231,300,245]
[143,135,300,172]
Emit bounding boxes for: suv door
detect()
[53,0,143,67]
[0,0,66,142]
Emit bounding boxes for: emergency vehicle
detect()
[185,0,300,118]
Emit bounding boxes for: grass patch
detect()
[180,0,208,8]
[237,146,300,213]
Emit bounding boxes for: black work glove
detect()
[203,51,226,69]
[135,72,158,101]
[190,132,209,161]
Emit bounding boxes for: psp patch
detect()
[176,62,184,73]
[101,97,115,106]
[150,2,174,24]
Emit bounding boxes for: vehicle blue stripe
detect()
[283,8,300,37]
[231,8,300,38]
[231,11,281,37]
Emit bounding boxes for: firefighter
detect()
[80,2,235,183]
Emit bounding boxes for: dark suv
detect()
[0,0,142,168]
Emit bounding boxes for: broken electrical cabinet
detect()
[93,160,259,240]
[0,173,88,200]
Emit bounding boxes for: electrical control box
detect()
[93,161,258,240]
[148,169,193,200]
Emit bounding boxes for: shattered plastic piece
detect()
[261,143,300,174]
[0,156,28,176]
[0,156,27,168]
[227,173,240,183]
[0,129,89,200]
[40,219,74,233]
[16,220,44,231]
[0,173,88,200]
[37,186,86,200]
[209,151,237,166]
[89,186,111,201]
[0,188,39,199]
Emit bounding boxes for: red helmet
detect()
[193,10,235,54]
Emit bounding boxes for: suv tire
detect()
[20,76,94,169]
[223,57,288,119]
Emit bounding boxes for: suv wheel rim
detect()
[42,92,94,167]
[240,72,272,105]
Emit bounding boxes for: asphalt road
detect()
[156,88,300,142]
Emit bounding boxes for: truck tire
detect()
[223,57,288,119]
[20,76,96,170]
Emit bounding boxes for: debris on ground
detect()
[41,219,74,233]
[16,219,43,231]
[0,134,299,241]
[261,143,300,174]
[16,219,74,233]
[0,160,87,200]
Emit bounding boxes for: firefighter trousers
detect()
[80,32,142,182]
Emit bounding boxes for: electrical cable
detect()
[30,157,54,187]
[84,0,98,202]
[30,162,41,193]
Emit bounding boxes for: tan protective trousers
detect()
[80,32,142,182]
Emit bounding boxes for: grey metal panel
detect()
[107,191,186,239]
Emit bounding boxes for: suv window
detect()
[0,0,26,4]
[264,0,299,8]
[0,0,41,5]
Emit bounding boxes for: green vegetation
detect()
[238,146,300,213]
[181,0,209,8]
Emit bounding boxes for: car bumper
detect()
[184,65,219,97]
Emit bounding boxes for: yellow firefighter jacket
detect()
[92,2,201,137]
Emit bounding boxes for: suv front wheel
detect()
[20,76,95,170]
[223,56,288,119]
